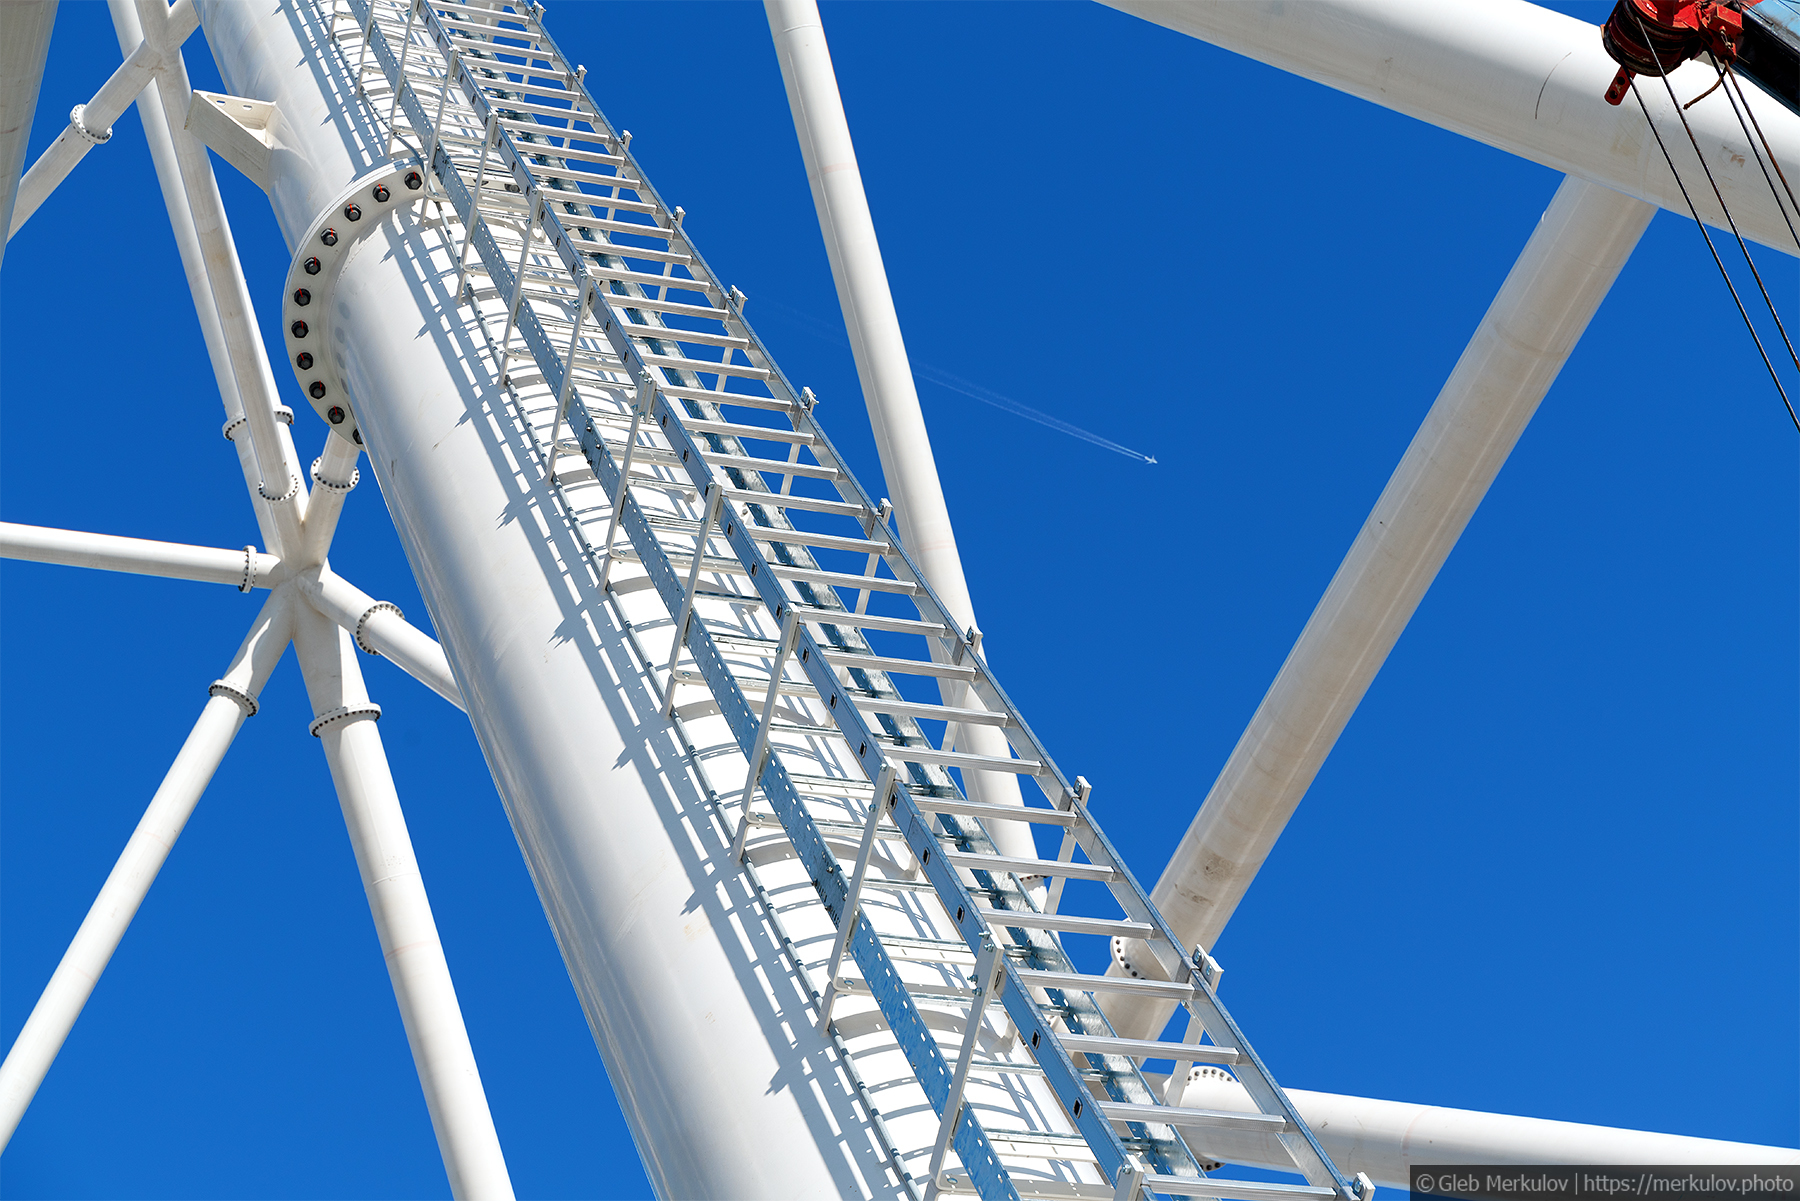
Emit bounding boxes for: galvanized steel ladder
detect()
[333,2,1368,1197]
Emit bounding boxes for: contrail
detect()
[753,298,1157,465]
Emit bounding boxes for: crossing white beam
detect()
[765,0,1036,861]
[0,0,57,269]
[1101,0,1800,255]
[295,566,466,711]
[7,0,198,240]
[1104,176,1655,1041]
[0,521,281,589]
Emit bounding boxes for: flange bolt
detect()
[294,287,312,306]
[310,381,328,400]
[304,256,321,275]
[291,320,309,338]
[372,183,390,202]
[344,203,362,221]
[320,228,338,246]
[327,405,345,424]
[296,351,314,370]
[404,171,422,190]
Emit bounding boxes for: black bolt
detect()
[352,429,363,445]
[320,227,338,246]
[304,256,321,275]
[372,183,390,202]
[404,171,422,190]
[310,381,328,399]
[291,320,309,338]
[327,405,345,424]
[294,287,312,306]
[344,203,362,221]
[296,351,313,370]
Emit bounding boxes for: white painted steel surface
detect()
[0,521,281,588]
[1167,1071,1800,1185]
[290,603,512,1200]
[0,0,57,269]
[1106,177,1655,1043]
[197,2,915,1193]
[297,566,465,710]
[0,590,293,1150]
[1101,0,1800,255]
[765,0,1035,863]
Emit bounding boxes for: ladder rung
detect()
[661,385,791,412]
[1143,1179,1338,1201]
[641,352,769,382]
[882,744,1040,774]
[723,487,860,517]
[939,1175,1114,1200]
[586,264,714,294]
[748,526,885,554]
[821,650,973,678]
[914,797,1078,826]
[854,698,1009,727]
[977,908,1151,938]
[600,296,731,322]
[706,450,837,479]
[1097,1100,1288,1134]
[1015,970,1192,1002]
[944,852,1114,881]
[1056,1034,1239,1065]
[796,608,948,638]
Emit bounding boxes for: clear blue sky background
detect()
[2,1,1795,1197]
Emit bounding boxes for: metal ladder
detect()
[329,2,1368,1197]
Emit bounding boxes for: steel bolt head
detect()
[320,228,338,246]
[291,320,309,338]
[344,203,362,221]
[352,428,363,445]
[296,351,314,370]
[372,183,390,202]
[294,287,312,306]
[310,381,328,400]
[327,405,345,424]
[404,171,422,190]
[304,256,321,275]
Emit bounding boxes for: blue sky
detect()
[2,1,1796,1197]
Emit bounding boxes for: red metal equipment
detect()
[1601,0,1760,104]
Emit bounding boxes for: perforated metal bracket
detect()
[281,159,427,448]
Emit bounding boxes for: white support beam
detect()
[764,0,1035,862]
[289,604,511,1200]
[6,0,197,240]
[0,0,58,270]
[0,589,293,1151]
[1162,1071,1800,1185]
[0,521,281,589]
[295,565,466,712]
[1104,177,1655,1040]
[1101,0,1800,254]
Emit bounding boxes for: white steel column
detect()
[765,0,1034,858]
[289,602,511,1201]
[131,0,306,550]
[0,589,293,1150]
[1105,176,1656,1041]
[0,0,57,269]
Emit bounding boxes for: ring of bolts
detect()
[285,169,424,443]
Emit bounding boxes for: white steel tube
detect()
[295,565,465,711]
[1166,1072,1800,1185]
[0,588,293,1151]
[136,0,305,547]
[198,3,903,1190]
[290,603,511,1200]
[765,0,1035,860]
[1105,177,1656,1041]
[0,521,280,589]
[0,0,58,269]
[297,431,362,568]
[1101,0,1800,254]
[104,0,287,557]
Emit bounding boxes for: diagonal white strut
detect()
[1103,175,1656,1043]
[765,0,1035,861]
[0,589,294,1150]
[0,0,58,270]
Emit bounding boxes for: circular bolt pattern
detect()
[404,171,422,190]
[291,320,309,338]
[327,405,345,425]
[293,287,312,306]
[372,184,390,202]
[320,227,338,246]
[296,351,313,370]
[310,381,328,400]
[344,203,362,222]
[304,256,321,275]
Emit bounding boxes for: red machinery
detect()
[1602,0,1760,104]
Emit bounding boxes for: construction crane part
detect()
[1602,0,1755,103]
